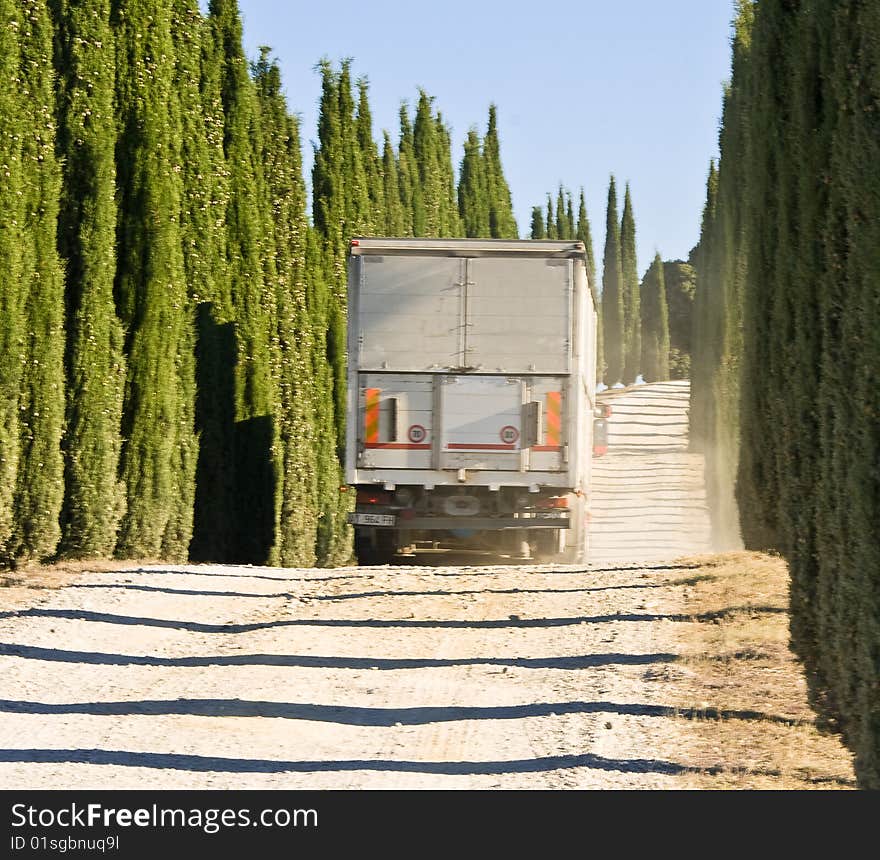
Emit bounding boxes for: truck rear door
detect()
[439,375,523,471]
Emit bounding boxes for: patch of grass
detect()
[663,551,856,789]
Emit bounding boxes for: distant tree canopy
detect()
[690,0,880,788]
[663,260,696,378]
[640,253,669,383]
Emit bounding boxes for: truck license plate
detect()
[349,513,396,527]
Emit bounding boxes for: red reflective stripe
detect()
[447,443,516,451]
[546,391,562,446]
[364,388,380,444]
[531,445,562,452]
[365,443,431,450]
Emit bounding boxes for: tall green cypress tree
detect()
[162,0,219,560]
[397,103,422,235]
[435,112,461,236]
[565,192,575,241]
[689,4,751,556]
[663,260,696,378]
[529,206,545,239]
[381,130,404,236]
[576,189,597,291]
[355,76,383,233]
[483,104,517,238]
[312,60,343,246]
[337,60,370,239]
[304,226,350,566]
[640,253,670,382]
[555,186,566,240]
[12,0,67,560]
[545,194,556,240]
[53,0,126,558]
[183,0,236,563]
[620,183,641,384]
[313,58,371,563]
[458,128,490,237]
[601,176,624,385]
[689,159,718,454]
[413,89,441,236]
[112,0,190,559]
[0,0,25,561]
[208,0,275,563]
[576,188,601,381]
[254,48,318,566]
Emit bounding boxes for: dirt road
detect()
[0,551,855,790]
[0,556,704,789]
[0,381,854,789]
[590,380,711,563]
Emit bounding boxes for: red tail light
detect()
[356,489,391,505]
[537,496,569,509]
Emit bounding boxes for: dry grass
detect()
[660,551,857,789]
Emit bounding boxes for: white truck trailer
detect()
[344,237,600,564]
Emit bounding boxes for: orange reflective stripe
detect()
[364,388,380,444]
[546,391,562,446]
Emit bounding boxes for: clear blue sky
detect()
[233,0,735,281]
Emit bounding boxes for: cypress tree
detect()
[0,0,26,560]
[663,260,696,378]
[397,103,422,235]
[208,0,275,564]
[565,193,575,241]
[601,176,624,385]
[253,48,318,566]
[162,0,222,560]
[555,186,566,240]
[640,253,670,382]
[529,206,545,239]
[458,128,490,237]
[53,0,126,558]
[545,194,556,240]
[337,60,370,238]
[699,8,751,555]
[184,0,236,563]
[483,104,517,238]
[812,0,880,785]
[381,130,404,236]
[620,183,641,384]
[435,112,461,236]
[313,58,369,562]
[113,0,193,559]
[355,76,383,233]
[576,188,601,382]
[304,226,350,566]
[576,189,597,287]
[12,0,67,560]
[413,89,441,236]
[312,60,343,247]
[689,159,718,454]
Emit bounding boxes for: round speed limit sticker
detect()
[408,424,427,444]
[500,425,520,444]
